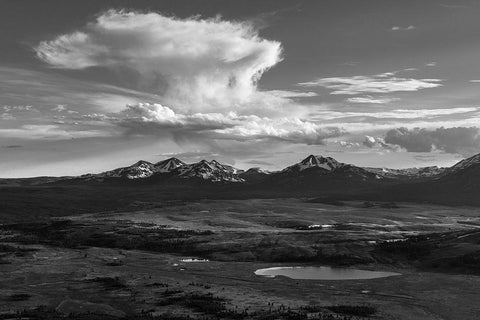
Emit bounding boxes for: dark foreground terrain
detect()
[1,199,480,319]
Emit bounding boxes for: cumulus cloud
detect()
[35,10,283,112]
[384,127,480,155]
[116,103,342,145]
[363,135,400,151]
[336,140,360,148]
[363,136,382,148]
[52,105,67,112]
[298,71,442,95]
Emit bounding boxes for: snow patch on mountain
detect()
[283,155,344,172]
[98,160,156,179]
[177,160,244,182]
[155,157,186,173]
[365,166,445,179]
[244,167,272,175]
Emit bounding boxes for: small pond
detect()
[254,266,400,280]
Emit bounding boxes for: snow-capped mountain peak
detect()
[284,155,344,172]
[70,153,479,184]
[154,157,186,173]
[97,160,156,179]
[178,160,244,182]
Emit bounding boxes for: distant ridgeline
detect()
[2,154,480,206]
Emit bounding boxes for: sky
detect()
[2,0,480,177]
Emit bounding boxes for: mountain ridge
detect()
[2,152,480,208]
[79,154,452,183]
[5,153,477,183]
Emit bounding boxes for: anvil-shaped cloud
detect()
[35,10,283,113]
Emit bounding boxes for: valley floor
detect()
[1,199,480,319]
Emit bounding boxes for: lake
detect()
[254,266,400,280]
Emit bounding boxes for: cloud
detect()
[363,136,382,148]
[3,105,36,112]
[346,96,399,104]
[1,113,15,120]
[116,103,343,145]
[391,25,416,31]
[52,105,67,112]
[439,4,468,9]
[1,145,23,149]
[1,105,39,121]
[0,124,111,140]
[413,154,438,162]
[298,71,442,95]
[363,135,400,151]
[336,140,360,148]
[384,127,480,155]
[389,107,478,118]
[341,61,359,67]
[35,10,283,112]
[160,151,220,159]
[0,66,163,116]
[266,90,318,98]
[311,107,478,121]
[244,159,274,166]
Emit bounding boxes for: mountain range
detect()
[2,153,480,207]
[68,154,450,184]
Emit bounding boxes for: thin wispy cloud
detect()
[341,61,359,67]
[298,71,442,95]
[3,105,36,112]
[391,25,416,31]
[0,66,162,115]
[0,124,111,140]
[311,107,478,121]
[346,96,400,104]
[266,90,318,98]
[439,4,468,9]
[244,159,274,166]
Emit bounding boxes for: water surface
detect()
[255,266,400,280]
